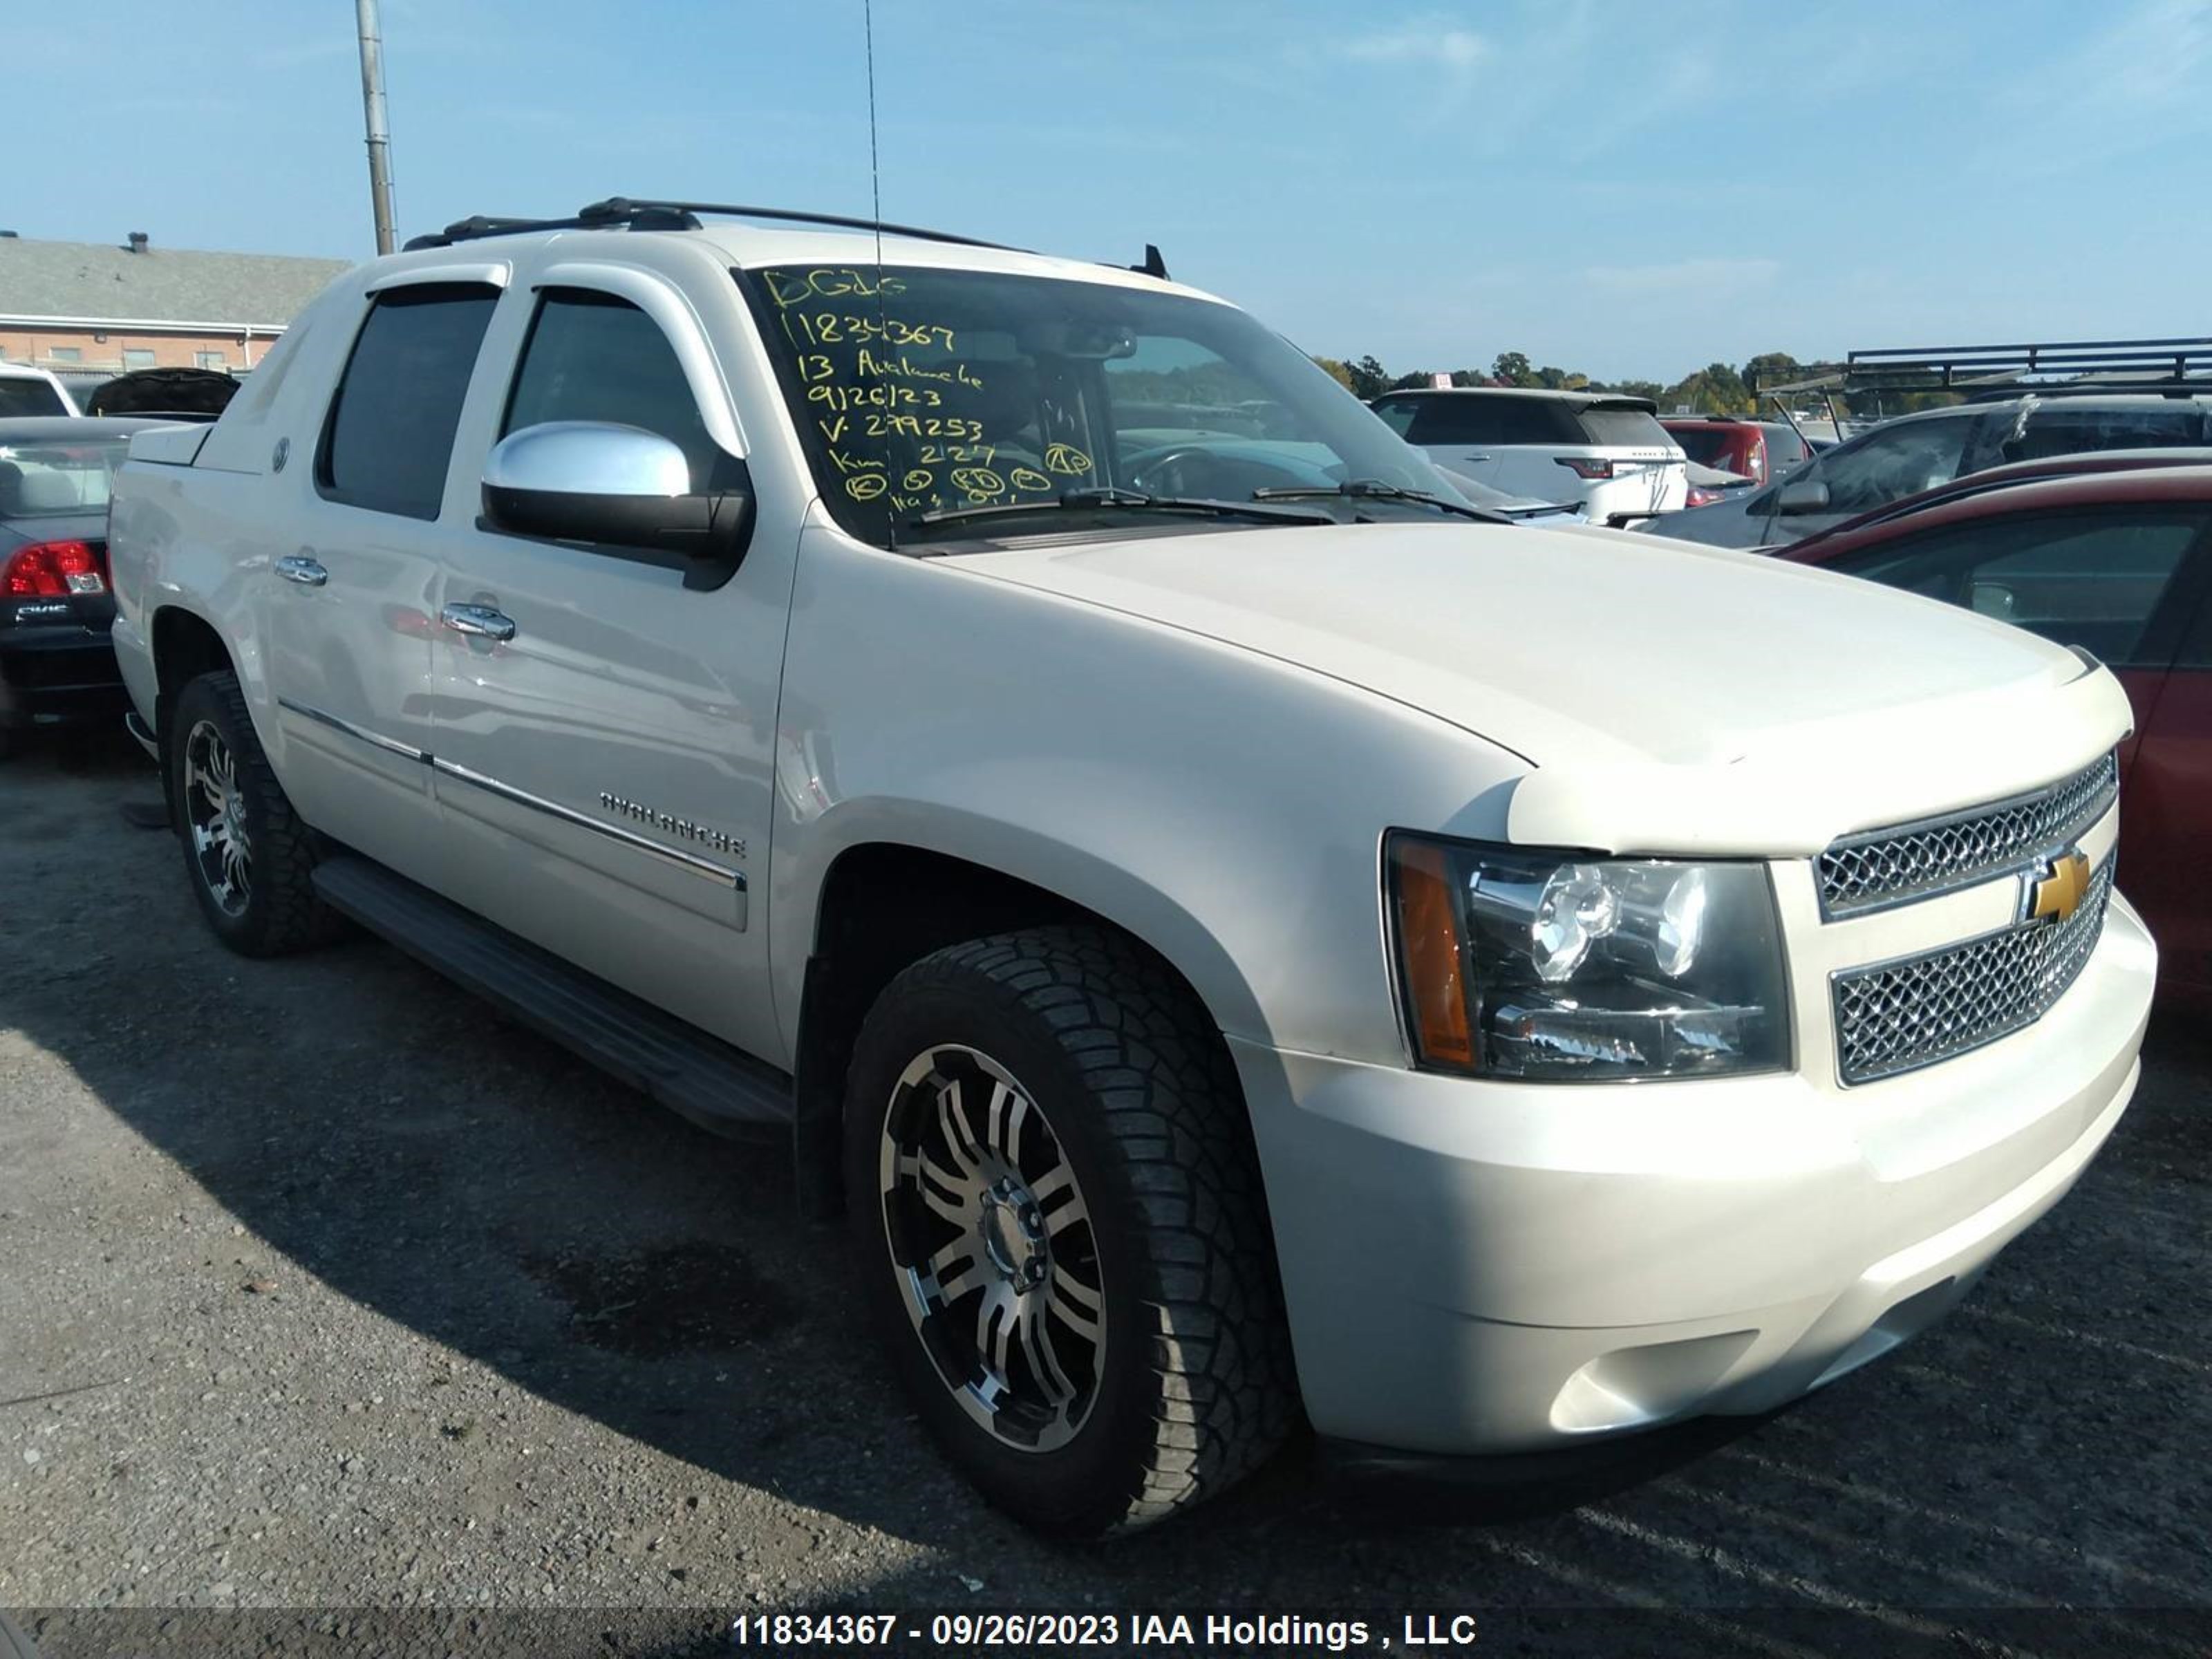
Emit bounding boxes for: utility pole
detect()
[355,0,397,255]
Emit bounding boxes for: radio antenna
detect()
[863,0,896,551]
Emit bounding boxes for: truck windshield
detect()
[740,263,1463,548]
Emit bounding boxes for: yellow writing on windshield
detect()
[765,265,1069,523]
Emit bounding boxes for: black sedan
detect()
[0,418,174,759]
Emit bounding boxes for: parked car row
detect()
[4,200,2188,1541]
[0,418,165,758]
[1662,415,1814,504]
[0,364,241,424]
[1645,391,2212,546]
[1366,391,1821,521]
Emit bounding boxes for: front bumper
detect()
[1231,892,2155,1456]
[0,624,126,731]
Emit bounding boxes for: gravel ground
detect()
[2,736,2207,1658]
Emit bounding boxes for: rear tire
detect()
[167,671,338,956]
[845,926,1296,1536]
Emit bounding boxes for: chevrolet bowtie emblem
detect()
[2025,848,2092,926]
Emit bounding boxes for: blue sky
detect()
[13,0,2211,382]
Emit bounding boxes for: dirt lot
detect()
[3,737,2208,1658]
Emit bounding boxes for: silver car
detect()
[1646,393,2212,547]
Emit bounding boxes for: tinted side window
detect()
[2004,405,2210,465]
[1372,400,1418,438]
[1761,422,1812,467]
[2175,579,2212,668]
[503,289,719,489]
[0,379,71,418]
[319,283,500,519]
[1835,509,2205,666]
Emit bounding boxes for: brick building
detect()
[0,232,350,379]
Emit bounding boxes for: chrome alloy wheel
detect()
[182,718,252,917]
[879,1044,1106,1453]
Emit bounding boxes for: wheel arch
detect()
[788,832,1265,1220]
[148,605,238,765]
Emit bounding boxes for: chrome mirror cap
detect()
[483,420,691,498]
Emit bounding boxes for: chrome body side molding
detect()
[274,696,744,890]
[279,696,427,763]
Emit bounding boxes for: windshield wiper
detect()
[1251,478,1512,525]
[913,486,1331,532]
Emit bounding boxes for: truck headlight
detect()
[1386,834,1791,1080]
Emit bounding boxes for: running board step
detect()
[311,855,793,1138]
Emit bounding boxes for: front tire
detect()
[845,927,1296,1536]
[167,671,337,956]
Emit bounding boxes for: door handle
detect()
[274,554,327,587]
[440,602,516,642]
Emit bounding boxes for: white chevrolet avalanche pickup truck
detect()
[106,198,2154,1537]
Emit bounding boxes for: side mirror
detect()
[1774,476,1830,516]
[482,421,752,580]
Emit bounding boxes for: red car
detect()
[1779,465,2212,1006]
[1661,417,1813,487]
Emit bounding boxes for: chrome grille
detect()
[1817,753,2117,917]
[1831,861,2112,1085]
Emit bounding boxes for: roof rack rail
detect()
[397,198,1175,279]
[402,203,703,251]
[403,196,1020,253]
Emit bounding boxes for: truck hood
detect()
[962,521,2134,856]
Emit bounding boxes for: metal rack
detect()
[1749,337,2212,438]
[401,196,1172,279]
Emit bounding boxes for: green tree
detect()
[1491,350,1534,387]
[1662,361,1754,415]
[1312,356,1358,393]
[1739,352,1802,396]
[1343,354,1392,400]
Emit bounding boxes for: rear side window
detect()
[2004,404,2211,465]
[1761,422,1812,467]
[1835,509,2205,666]
[1576,407,1671,447]
[1378,395,1582,446]
[503,289,720,489]
[2175,579,2212,668]
[318,283,500,519]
